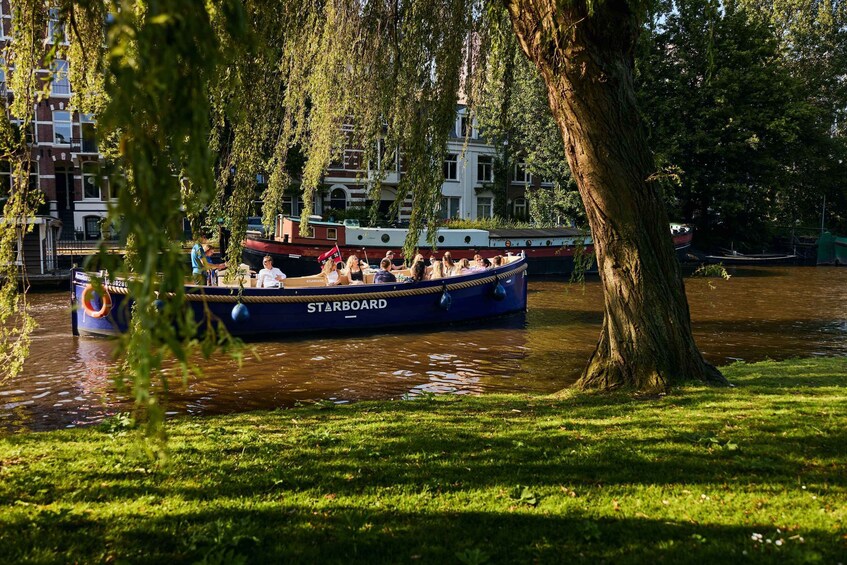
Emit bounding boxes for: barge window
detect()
[327,228,337,240]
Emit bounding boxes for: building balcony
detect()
[70,137,98,154]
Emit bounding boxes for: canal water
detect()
[2,266,845,431]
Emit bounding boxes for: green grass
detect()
[1,357,845,564]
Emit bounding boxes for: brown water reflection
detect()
[2,266,845,430]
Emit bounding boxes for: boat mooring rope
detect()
[102,263,528,304]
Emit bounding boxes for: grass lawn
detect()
[1,357,845,564]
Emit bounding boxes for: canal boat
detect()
[242,216,694,276]
[71,254,529,338]
[702,251,800,266]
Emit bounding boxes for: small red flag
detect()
[317,244,342,264]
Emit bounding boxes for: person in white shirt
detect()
[256,255,287,288]
[322,260,342,285]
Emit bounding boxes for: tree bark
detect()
[505,0,728,392]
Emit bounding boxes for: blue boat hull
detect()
[71,258,529,338]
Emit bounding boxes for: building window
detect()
[51,59,71,95]
[477,196,493,219]
[0,3,11,39]
[344,149,363,171]
[0,161,10,196]
[281,196,317,217]
[80,113,97,152]
[329,187,347,210]
[458,115,475,138]
[0,161,38,194]
[443,153,458,181]
[82,162,100,199]
[513,197,528,219]
[84,215,101,240]
[47,7,66,44]
[53,111,72,144]
[514,162,530,184]
[438,196,460,220]
[327,227,337,240]
[477,155,493,184]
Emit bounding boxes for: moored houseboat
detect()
[71,254,529,338]
[242,216,694,276]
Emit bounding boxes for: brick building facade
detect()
[1,2,548,238]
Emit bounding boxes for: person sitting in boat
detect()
[473,253,485,268]
[322,260,342,286]
[442,251,457,276]
[257,255,287,288]
[343,254,365,284]
[384,250,404,271]
[426,252,439,278]
[202,244,228,286]
[373,258,397,284]
[428,260,445,280]
[190,231,211,284]
[482,258,492,269]
[456,258,476,276]
[409,260,426,282]
[492,255,503,267]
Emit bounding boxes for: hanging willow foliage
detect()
[1,0,514,432]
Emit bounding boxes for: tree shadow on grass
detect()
[2,503,838,564]
[1,364,845,563]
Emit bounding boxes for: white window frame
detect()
[438,196,460,220]
[0,161,38,193]
[344,148,363,171]
[477,155,493,184]
[514,162,530,184]
[47,7,68,45]
[80,113,97,152]
[328,187,347,210]
[52,110,72,144]
[82,162,100,200]
[513,197,527,218]
[476,196,493,219]
[458,115,476,139]
[327,227,338,240]
[51,59,71,96]
[0,161,10,195]
[443,153,458,181]
[0,3,11,39]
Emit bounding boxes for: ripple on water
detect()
[3,267,846,430]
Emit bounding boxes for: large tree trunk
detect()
[506,0,728,392]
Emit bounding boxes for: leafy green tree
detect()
[637,0,847,247]
[1,0,733,408]
[474,25,580,224]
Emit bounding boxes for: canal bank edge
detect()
[0,356,844,564]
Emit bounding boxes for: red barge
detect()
[242,216,694,276]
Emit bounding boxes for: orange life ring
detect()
[81,284,112,318]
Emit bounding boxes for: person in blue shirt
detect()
[373,258,397,284]
[190,232,209,285]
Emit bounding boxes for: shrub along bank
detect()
[0,357,845,564]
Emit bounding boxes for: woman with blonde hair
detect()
[456,258,473,275]
[429,260,445,280]
[343,254,365,284]
[322,260,342,286]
